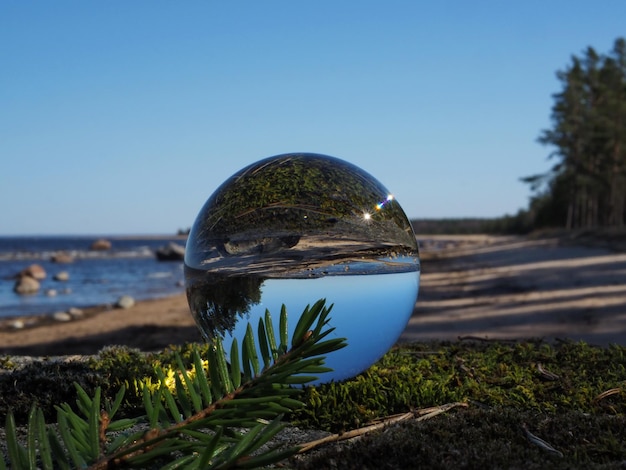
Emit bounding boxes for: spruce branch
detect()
[1,299,346,469]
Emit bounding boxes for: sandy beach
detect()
[1,234,625,356]
[402,235,626,346]
[0,295,202,356]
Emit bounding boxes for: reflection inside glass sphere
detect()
[184,153,420,383]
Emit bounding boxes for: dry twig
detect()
[536,363,560,381]
[297,402,468,454]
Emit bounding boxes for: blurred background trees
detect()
[413,37,626,235]
[524,37,626,230]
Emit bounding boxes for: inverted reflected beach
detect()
[185,153,420,383]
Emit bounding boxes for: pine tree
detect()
[526,38,626,229]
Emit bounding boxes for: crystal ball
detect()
[185,153,420,383]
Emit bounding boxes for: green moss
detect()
[289,340,626,432]
[0,356,15,370]
[89,345,156,386]
[1,340,625,467]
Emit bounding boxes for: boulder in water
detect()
[90,239,112,251]
[53,271,70,282]
[20,264,46,280]
[155,242,185,261]
[14,276,40,294]
[51,252,74,263]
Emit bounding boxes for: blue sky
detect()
[2,1,625,235]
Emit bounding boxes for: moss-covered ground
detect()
[1,339,625,468]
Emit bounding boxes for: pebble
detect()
[10,320,25,329]
[68,307,84,318]
[53,312,72,322]
[45,289,57,297]
[116,295,135,309]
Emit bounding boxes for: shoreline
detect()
[0,291,186,332]
[2,234,626,357]
[0,293,202,356]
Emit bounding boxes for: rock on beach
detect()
[10,319,25,329]
[53,312,72,322]
[68,307,84,318]
[116,295,135,309]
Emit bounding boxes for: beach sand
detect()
[0,295,202,356]
[1,234,625,356]
[402,235,626,346]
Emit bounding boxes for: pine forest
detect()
[525,37,626,229]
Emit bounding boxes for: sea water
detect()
[0,236,185,318]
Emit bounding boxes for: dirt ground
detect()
[1,234,625,356]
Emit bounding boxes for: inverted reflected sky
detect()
[222,271,419,384]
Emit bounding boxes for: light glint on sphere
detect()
[184,153,420,383]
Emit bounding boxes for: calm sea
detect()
[0,236,187,319]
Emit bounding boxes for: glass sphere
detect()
[185,153,420,383]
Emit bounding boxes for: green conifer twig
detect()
[2,299,346,469]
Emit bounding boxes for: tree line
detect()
[524,37,626,230]
[183,41,626,238]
